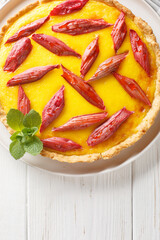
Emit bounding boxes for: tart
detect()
[0,0,159,163]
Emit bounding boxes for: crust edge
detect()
[0,1,39,44]
[0,0,159,163]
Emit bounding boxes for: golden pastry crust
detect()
[0,0,159,163]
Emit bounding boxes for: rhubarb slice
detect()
[52,19,112,36]
[111,12,127,52]
[6,16,49,43]
[80,36,99,77]
[61,65,105,110]
[18,85,31,115]
[113,72,151,106]
[88,51,128,82]
[87,107,133,146]
[50,0,89,16]
[32,34,81,58]
[130,29,150,76]
[52,112,107,131]
[42,137,82,152]
[40,86,65,132]
[7,65,60,87]
[4,37,32,72]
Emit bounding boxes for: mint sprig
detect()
[23,109,41,128]
[9,140,25,160]
[7,109,24,131]
[7,109,43,160]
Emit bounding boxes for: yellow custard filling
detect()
[0,1,156,155]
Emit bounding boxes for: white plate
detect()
[0,0,159,176]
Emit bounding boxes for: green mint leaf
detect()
[7,109,24,131]
[23,136,43,156]
[23,110,41,128]
[10,127,38,143]
[21,136,32,144]
[9,140,25,160]
[22,127,38,137]
[30,127,39,136]
[10,131,21,141]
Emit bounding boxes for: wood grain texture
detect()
[133,140,160,240]
[0,144,27,240]
[27,165,132,240]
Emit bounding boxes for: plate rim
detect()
[0,0,159,177]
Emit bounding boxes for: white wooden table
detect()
[0,0,160,239]
[0,135,159,240]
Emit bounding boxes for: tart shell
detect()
[0,0,159,163]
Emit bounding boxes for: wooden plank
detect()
[27,164,132,240]
[0,144,27,240]
[0,1,26,240]
[133,140,160,240]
